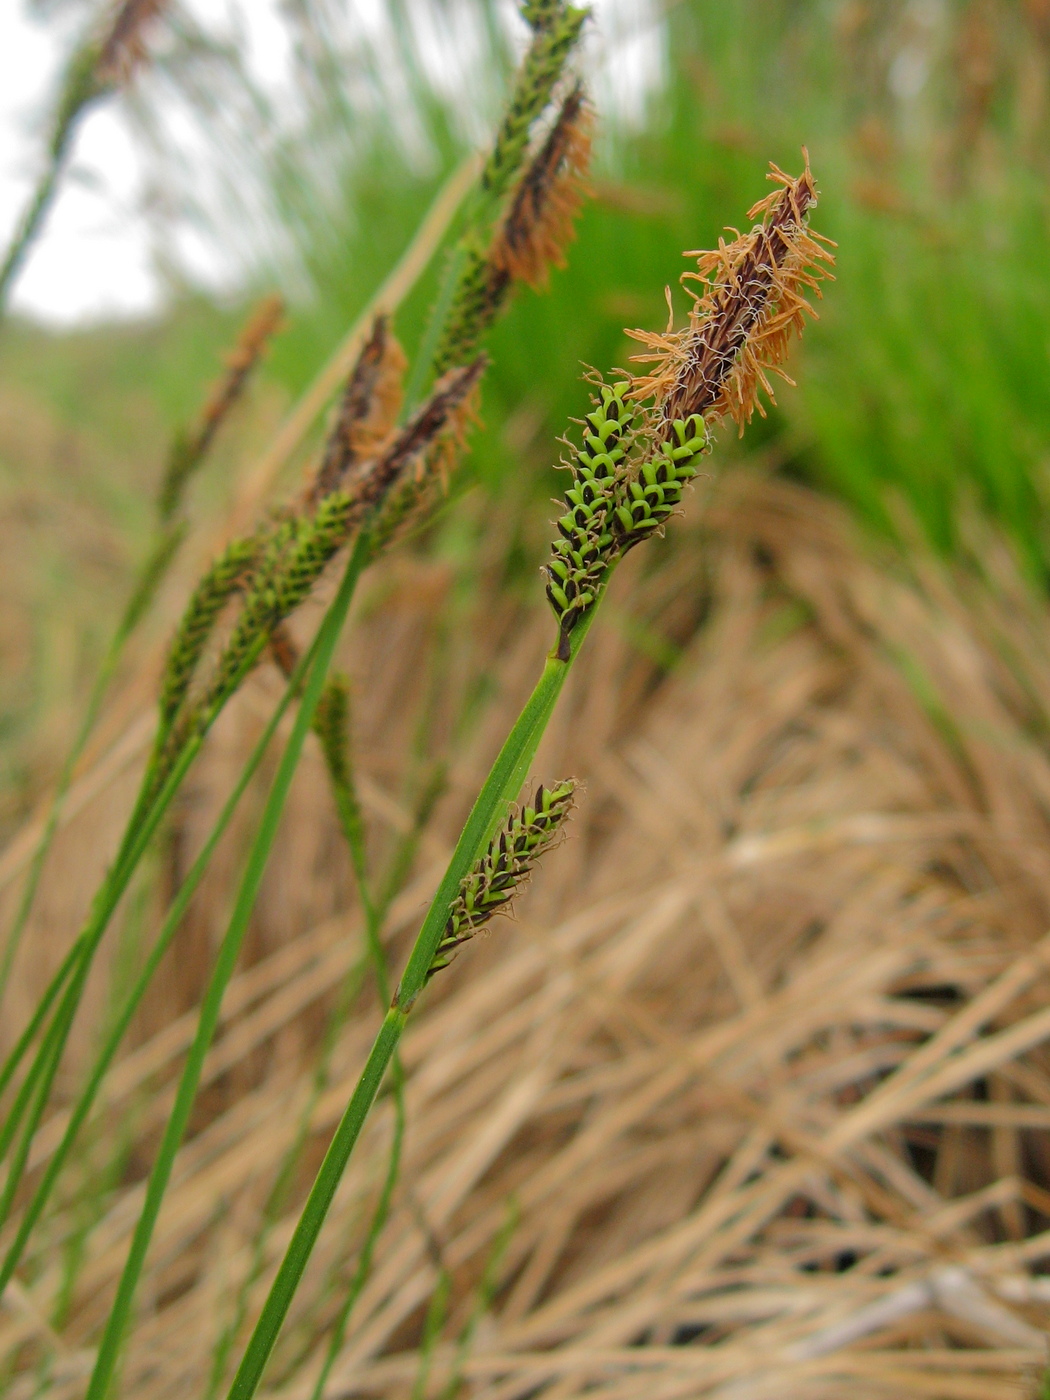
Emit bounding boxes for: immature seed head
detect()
[159,293,285,522]
[156,534,259,738]
[483,2,588,201]
[370,357,487,549]
[428,780,577,980]
[542,156,829,656]
[626,153,835,433]
[544,379,637,657]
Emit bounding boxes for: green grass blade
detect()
[0,529,183,1013]
[0,627,275,1225]
[410,1268,451,1400]
[227,1005,407,1400]
[225,576,606,1400]
[85,532,371,1400]
[0,622,320,1297]
[0,1021,65,1221]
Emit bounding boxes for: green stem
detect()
[300,678,417,1395]
[203,691,408,1398]
[438,1201,517,1400]
[228,1007,407,1400]
[410,1268,452,1400]
[0,622,319,1298]
[306,1061,405,1400]
[225,582,606,1400]
[0,1023,64,1222]
[84,533,371,1400]
[0,622,280,1223]
[0,45,103,316]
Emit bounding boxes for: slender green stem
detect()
[0,745,197,1219]
[0,669,111,1011]
[225,578,607,1400]
[374,762,446,921]
[204,699,405,1399]
[438,1201,517,1400]
[300,671,420,1394]
[227,1007,407,1400]
[85,534,371,1400]
[0,622,281,1223]
[306,1062,405,1400]
[0,1023,64,1222]
[0,161,63,310]
[0,42,103,315]
[0,623,320,1298]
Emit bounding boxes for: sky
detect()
[0,0,663,328]
[0,0,289,324]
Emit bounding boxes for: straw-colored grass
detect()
[5,466,1050,1398]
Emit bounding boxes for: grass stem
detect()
[225,580,606,1399]
[0,621,321,1299]
[84,532,371,1400]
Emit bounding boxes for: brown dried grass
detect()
[4,468,1050,1398]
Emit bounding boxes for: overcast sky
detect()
[0,0,662,328]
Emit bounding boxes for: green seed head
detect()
[428,779,578,981]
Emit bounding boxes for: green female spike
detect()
[544,381,636,658]
[428,780,576,980]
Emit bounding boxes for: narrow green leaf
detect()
[85,533,371,1400]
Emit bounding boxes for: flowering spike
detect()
[308,315,406,506]
[158,293,285,523]
[625,152,835,433]
[428,780,577,980]
[491,83,593,289]
[542,157,830,657]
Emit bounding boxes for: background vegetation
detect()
[6,0,1050,842]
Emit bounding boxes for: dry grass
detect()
[5,466,1050,1398]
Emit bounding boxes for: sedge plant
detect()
[0,1,595,1390]
[223,155,833,1400]
[0,0,588,1209]
[78,9,599,1387]
[0,294,284,1013]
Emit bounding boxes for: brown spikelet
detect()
[96,0,170,86]
[308,315,407,505]
[355,357,487,504]
[370,362,486,552]
[626,152,835,433]
[491,83,593,289]
[158,294,284,522]
[197,294,285,446]
[427,369,484,491]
